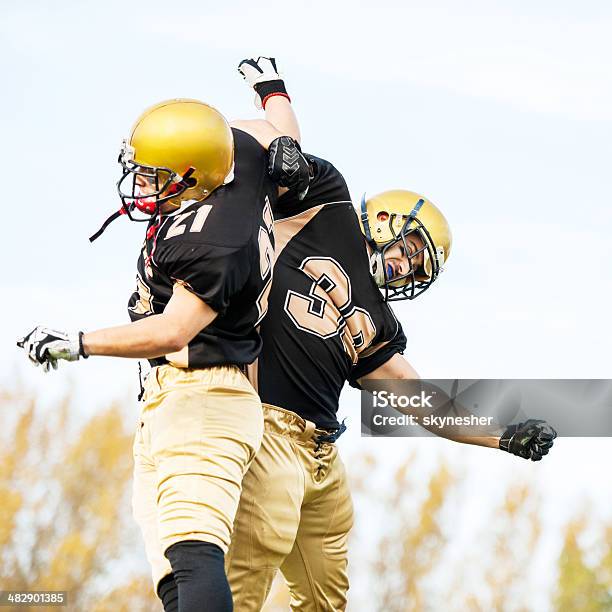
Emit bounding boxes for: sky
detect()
[1,1,611,608]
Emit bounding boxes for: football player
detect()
[129,63,557,611]
[16,79,309,612]
[222,166,557,612]
[221,74,556,610]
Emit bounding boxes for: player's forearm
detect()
[359,354,504,447]
[417,412,503,448]
[82,315,187,359]
[391,388,505,446]
[444,433,502,448]
[361,379,503,446]
[428,399,504,447]
[264,96,300,144]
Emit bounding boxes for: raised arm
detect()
[358,353,556,461]
[358,354,501,447]
[237,56,300,143]
[233,56,311,200]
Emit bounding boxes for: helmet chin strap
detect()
[369,250,386,287]
[360,193,376,246]
[90,168,196,242]
[362,192,386,287]
[89,209,126,242]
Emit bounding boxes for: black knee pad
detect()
[165,540,232,612]
[157,573,178,612]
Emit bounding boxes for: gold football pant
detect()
[226,404,354,612]
[131,364,263,590]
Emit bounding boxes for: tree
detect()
[0,387,159,611]
[2,386,611,611]
[554,518,612,611]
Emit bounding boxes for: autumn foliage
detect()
[0,388,158,611]
[1,388,610,611]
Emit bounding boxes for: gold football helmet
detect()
[359,190,452,301]
[90,99,234,241]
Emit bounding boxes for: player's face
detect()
[134,173,155,196]
[134,172,180,214]
[132,172,162,212]
[384,233,426,281]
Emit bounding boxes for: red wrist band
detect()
[261,92,291,109]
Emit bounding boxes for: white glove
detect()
[237,57,287,109]
[237,56,281,87]
[17,326,85,372]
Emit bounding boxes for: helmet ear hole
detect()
[185,176,197,188]
[377,211,389,221]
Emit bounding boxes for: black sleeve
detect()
[162,242,251,315]
[348,325,407,389]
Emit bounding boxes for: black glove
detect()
[268,136,311,201]
[499,419,557,461]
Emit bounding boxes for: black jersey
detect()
[128,128,276,369]
[256,156,406,429]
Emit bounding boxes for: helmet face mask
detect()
[360,190,451,302]
[380,215,440,302]
[116,140,191,222]
[377,214,440,301]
